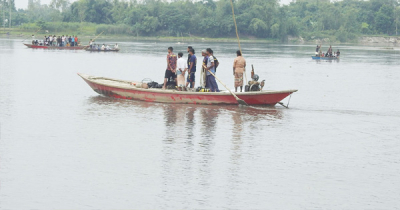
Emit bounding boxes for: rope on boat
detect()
[278,94,292,109]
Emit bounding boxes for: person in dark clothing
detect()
[187,46,193,68]
[186,48,197,88]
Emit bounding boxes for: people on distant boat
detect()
[186,48,197,89]
[233,50,246,92]
[101,44,105,50]
[163,47,177,89]
[176,52,188,91]
[205,48,219,92]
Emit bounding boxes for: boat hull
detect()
[312,56,339,60]
[24,43,86,50]
[78,73,297,106]
[85,48,120,52]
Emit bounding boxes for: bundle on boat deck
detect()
[78,73,297,106]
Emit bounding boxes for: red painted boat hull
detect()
[24,43,86,50]
[78,73,297,106]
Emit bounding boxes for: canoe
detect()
[78,73,297,106]
[311,56,339,60]
[24,43,86,50]
[85,48,120,52]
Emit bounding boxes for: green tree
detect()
[375,4,395,34]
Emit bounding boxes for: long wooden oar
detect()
[92,31,104,42]
[84,31,104,49]
[229,0,248,85]
[21,28,41,42]
[203,65,248,106]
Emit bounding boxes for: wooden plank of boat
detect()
[78,73,297,106]
[24,43,86,50]
[85,48,120,52]
[311,56,339,60]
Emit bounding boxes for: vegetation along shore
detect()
[0,0,399,44]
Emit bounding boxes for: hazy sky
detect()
[16,0,293,9]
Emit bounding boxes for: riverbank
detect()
[1,28,399,46]
[0,28,278,44]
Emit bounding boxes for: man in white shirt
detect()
[176,52,188,91]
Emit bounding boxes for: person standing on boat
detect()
[176,52,188,91]
[61,35,65,47]
[316,45,321,56]
[163,47,177,89]
[233,50,246,92]
[71,35,75,47]
[186,48,197,89]
[75,36,78,46]
[187,46,192,68]
[205,48,219,92]
[201,49,209,88]
[327,45,332,57]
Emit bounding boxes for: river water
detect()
[0,38,399,209]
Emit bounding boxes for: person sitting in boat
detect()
[163,47,177,89]
[336,49,340,57]
[114,43,119,49]
[101,44,105,50]
[176,52,188,91]
[106,45,111,50]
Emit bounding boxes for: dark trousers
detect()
[206,75,219,92]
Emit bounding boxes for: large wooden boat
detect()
[78,73,297,106]
[85,48,120,52]
[24,43,87,50]
[312,56,339,60]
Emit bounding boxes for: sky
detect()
[15,0,293,10]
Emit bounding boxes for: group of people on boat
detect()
[31,34,80,47]
[163,46,247,92]
[88,40,119,50]
[315,45,340,57]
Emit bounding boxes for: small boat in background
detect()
[312,56,339,60]
[24,43,86,50]
[85,48,120,52]
[78,73,297,106]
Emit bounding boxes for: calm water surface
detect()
[0,38,399,209]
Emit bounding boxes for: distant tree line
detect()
[3,0,400,41]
